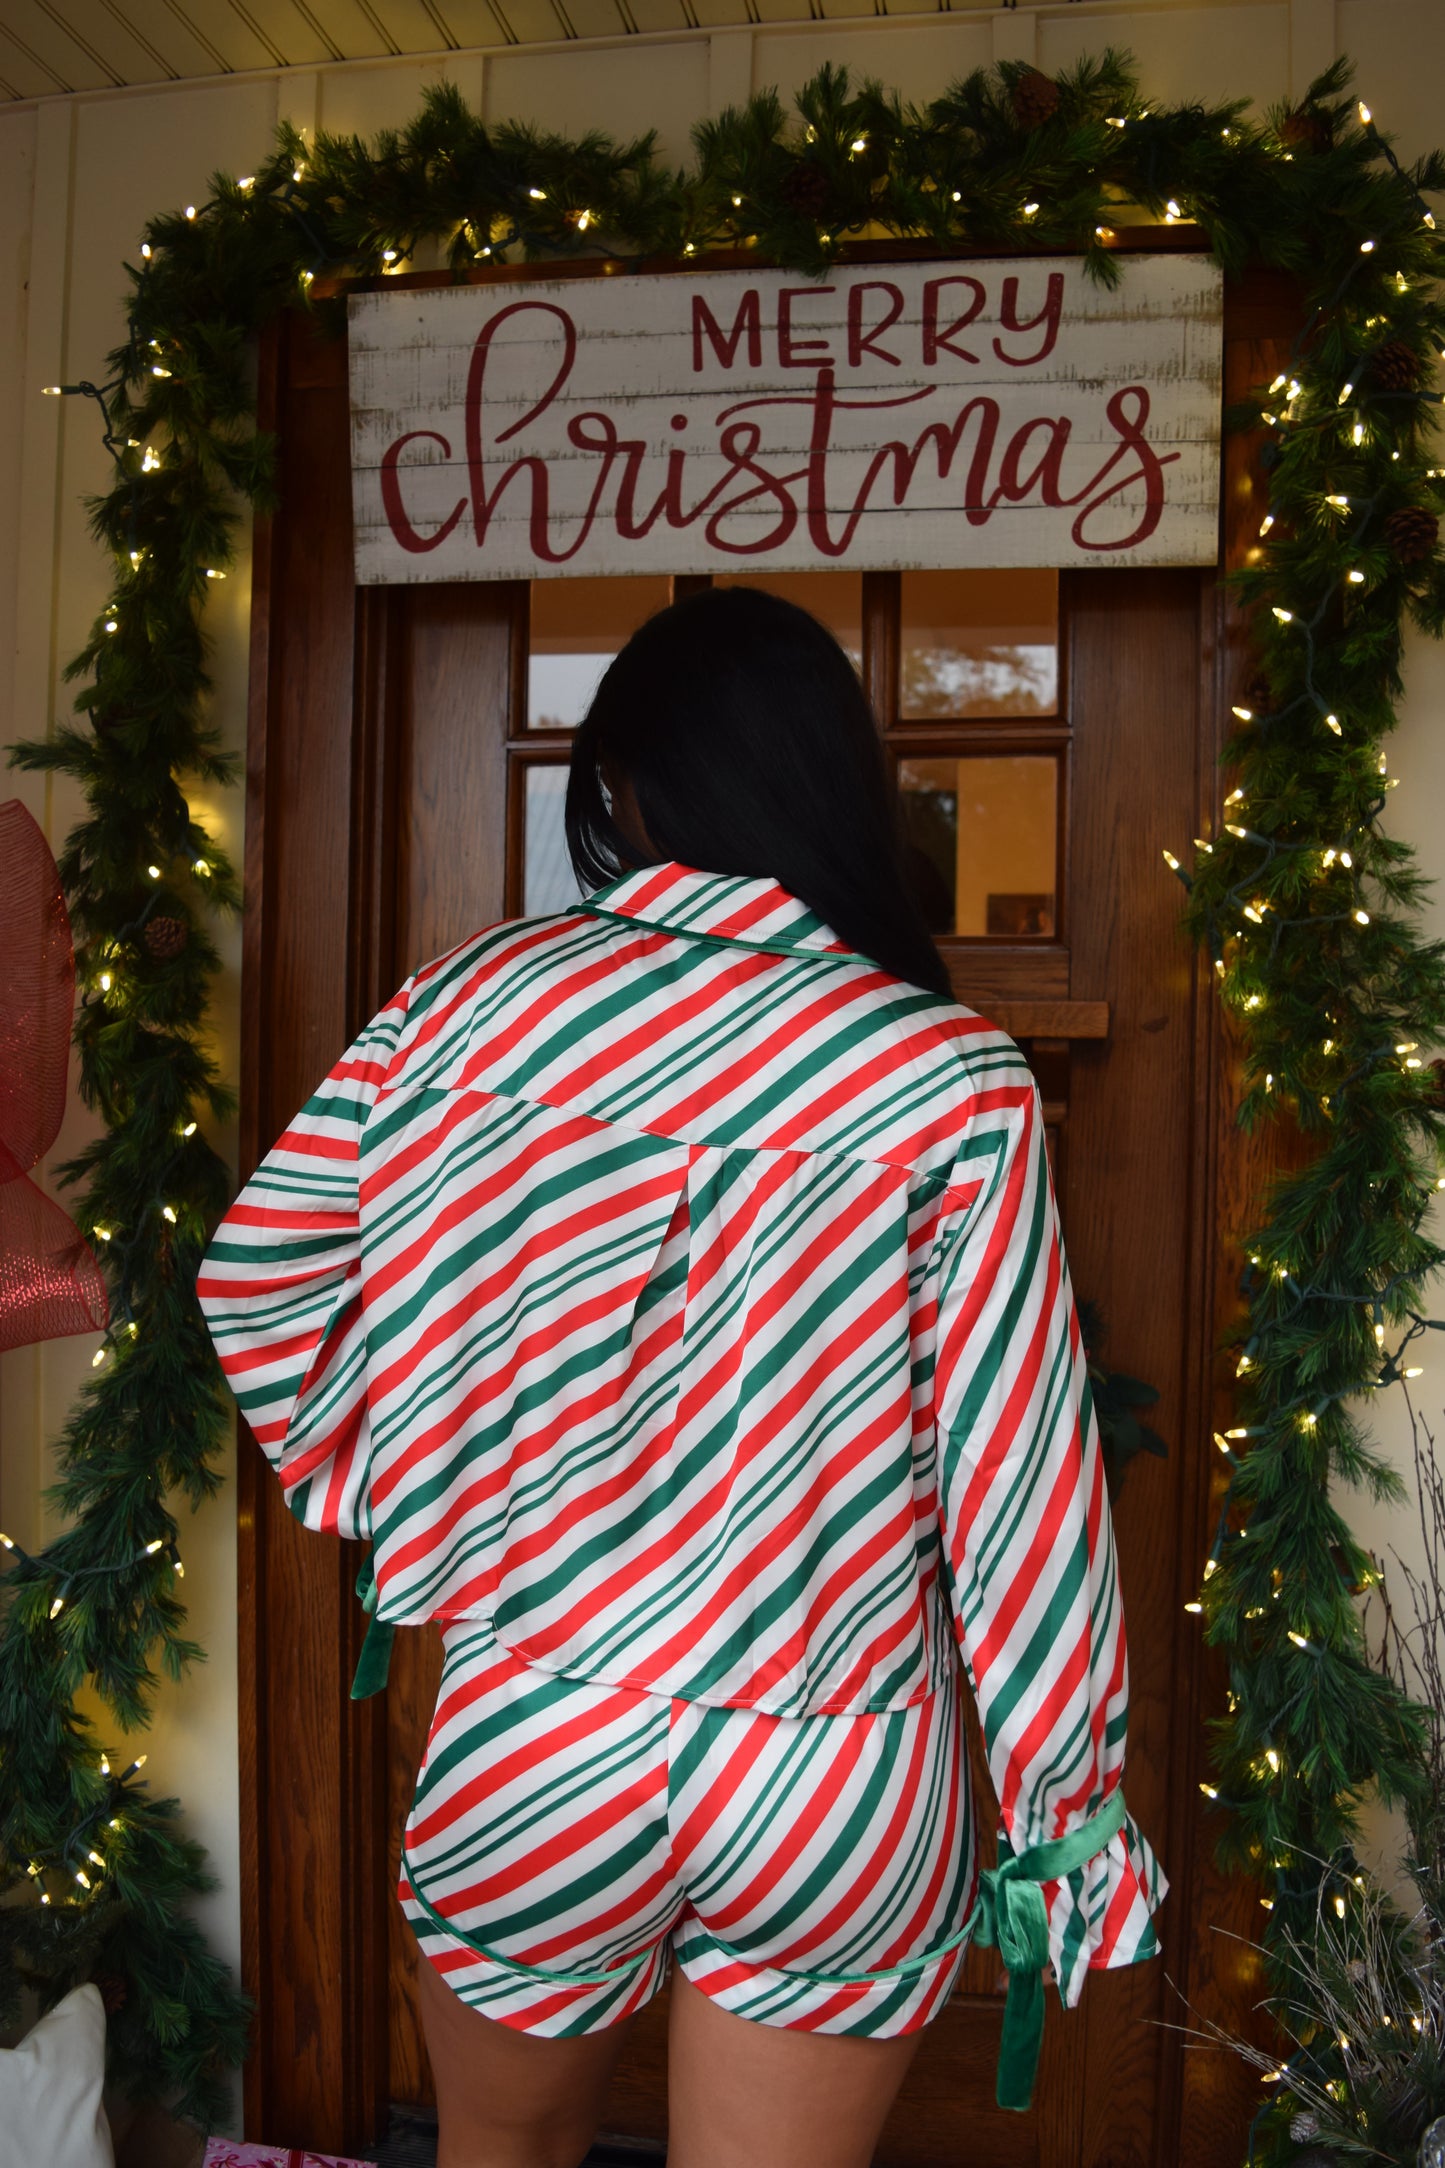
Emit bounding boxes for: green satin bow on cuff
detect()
[349,1547,395,1700]
[972,1787,1129,2112]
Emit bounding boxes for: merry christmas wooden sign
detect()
[347,254,1222,583]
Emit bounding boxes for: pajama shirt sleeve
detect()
[195,981,413,1540]
[931,1055,1166,2007]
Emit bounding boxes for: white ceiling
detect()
[0,0,986,102]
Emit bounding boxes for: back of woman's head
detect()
[565,585,953,1001]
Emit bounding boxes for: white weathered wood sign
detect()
[348,255,1222,583]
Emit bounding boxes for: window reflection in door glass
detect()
[713,572,862,676]
[897,754,1057,938]
[900,570,1058,718]
[528,576,673,729]
[524,765,585,916]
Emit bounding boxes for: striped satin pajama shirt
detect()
[197,858,1164,2104]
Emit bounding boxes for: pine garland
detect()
[5,45,1444,2142]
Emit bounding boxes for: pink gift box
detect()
[202,2143,375,2168]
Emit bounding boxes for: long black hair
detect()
[564,585,954,1001]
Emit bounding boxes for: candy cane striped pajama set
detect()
[197,860,1164,2107]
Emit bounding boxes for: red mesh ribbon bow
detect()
[0,800,108,1351]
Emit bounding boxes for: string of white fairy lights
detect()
[1159,95,1445,1980]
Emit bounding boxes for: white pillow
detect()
[0,1984,114,2168]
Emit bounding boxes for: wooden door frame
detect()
[236,246,1300,2159]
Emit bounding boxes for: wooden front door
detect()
[239,260,1288,2167]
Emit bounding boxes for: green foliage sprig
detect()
[5,46,1445,2143]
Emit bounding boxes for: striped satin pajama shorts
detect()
[398,1617,977,2037]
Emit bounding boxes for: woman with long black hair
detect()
[199,585,1162,2168]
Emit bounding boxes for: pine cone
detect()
[1384,505,1439,565]
[779,161,830,220]
[1289,2113,1321,2143]
[1011,69,1061,129]
[144,914,189,959]
[1279,106,1332,155]
[1369,339,1422,392]
[94,1973,128,2014]
[1427,1057,1445,1111]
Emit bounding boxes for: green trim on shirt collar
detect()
[577,898,875,969]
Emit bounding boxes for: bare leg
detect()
[666,1969,923,2168]
[416,1950,638,2168]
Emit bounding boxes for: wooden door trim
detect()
[986,999,1108,1039]
[1158,272,1307,2168]
[235,308,279,2134]
[238,310,391,2150]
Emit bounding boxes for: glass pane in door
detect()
[523,764,585,915]
[713,572,862,676]
[897,754,1057,938]
[899,569,1058,718]
[528,576,673,729]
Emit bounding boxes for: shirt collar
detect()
[581,860,866,962]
